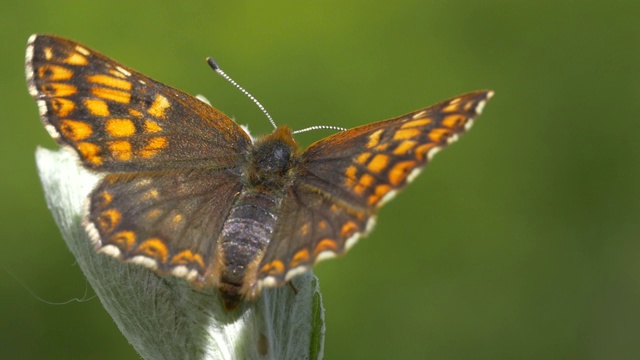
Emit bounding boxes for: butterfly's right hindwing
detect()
[86,168,243,282]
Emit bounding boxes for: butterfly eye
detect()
[254,141,292,174]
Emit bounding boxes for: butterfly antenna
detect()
[293,125,347,134]
[207,57,278,129]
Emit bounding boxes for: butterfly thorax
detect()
[246,126,301,188]
[216,126,301,310]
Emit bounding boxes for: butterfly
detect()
[26,34,493,311]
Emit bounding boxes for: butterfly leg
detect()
[287,281,299,295]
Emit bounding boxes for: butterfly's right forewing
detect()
[26,34,252,172]
[87,168,243,282]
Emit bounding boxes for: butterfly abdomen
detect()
[218,190,281,310]
[215,127,302,310]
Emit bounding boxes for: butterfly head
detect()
[249,126,300,186]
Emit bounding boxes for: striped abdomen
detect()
[218,190,280,310]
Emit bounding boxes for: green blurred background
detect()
[2,1,639,359]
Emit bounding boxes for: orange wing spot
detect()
[105,118,136,138]
[171,250,205,270]
[145,208,162,220]
[141,189,159,200]
[111,231,136,251]
[171,214,183,224]
[345,165,357,179]
[43,47,53,60]
[368,184,392,205]
[128,109,143,117]
[375,184,391,196]
[94,191,113,208]
[300,222,310,236]
[318,220,328,230]
[37,64,73,81]
[401,118,432,129]
[290,249,310,268]
[330,204,340,213]
[97,209,121,232]
[388,160,417,186]
[63,52,88,66]
[442,114,466,129]
[87,74,132,90]
[367,154,390,173]
[393,140,417,156]
[375,143,390,151]
[463,101,474,111]
[76,142,102,165]
[341,221,358,237]
[50,98,75,117]
[108,140,132,161]
[60,119,93,141]
[84,99,110,116]
[354,173,374,195]
[443,103,460,113]
[428,128,452,143]
[356,152,372,165]
[92,87,131,103]
[359,173,375,188]
[260,260,285,276]
[345,165,358,187]
[144,119,163,133]
[136,238,169,263]
[414,143,436,161]
[314,239,338,256]
[138,137,168,158]
[108,69,127,79]
[393,128,421,141]
[148,94,170,118]
[42,83,77,97]
[366,129,384,148]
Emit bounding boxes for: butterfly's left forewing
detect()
[254,91,493,288]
